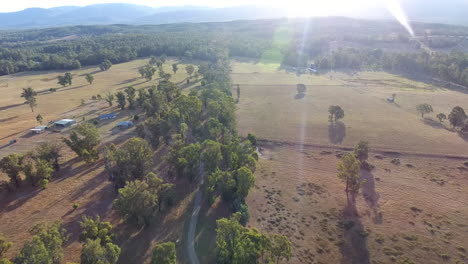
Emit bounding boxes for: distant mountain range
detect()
[0,1,467,29]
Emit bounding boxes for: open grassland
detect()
[246,144,468,264]
[232,61,468,156]
[0,59,197,143]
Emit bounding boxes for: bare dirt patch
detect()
[246,144,468,264]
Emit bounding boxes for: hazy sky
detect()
[1,0,380,13]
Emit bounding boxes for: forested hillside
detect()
[1,17,468,87]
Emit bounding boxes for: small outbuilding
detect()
[30,125,47,134]
[99,113,117,121]
[116,121,134,129]
[53,119,76,131]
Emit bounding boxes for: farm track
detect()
[257,139,468,160]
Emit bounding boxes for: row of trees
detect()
[313,48,468,88]
[416,104,468,131]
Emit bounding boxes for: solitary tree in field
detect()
[21,87,37,112]
[436,113,447,123]
[85,74,94,85]
[391,93,397,102]
[36,114,43,124]
[65,72,72,85]
[448,106,467,128]
[328,105,345,122]
[151,242,176,264]
[99,59,112,71]
[105,92,114,107]
[58,73,72,87]
[416,103,433,118]
[116,92,126,110]
[185,65,194,79]
[236,84,240,102]
[172,63,178,74]
[297,83,306,94]
[337,153,361,202]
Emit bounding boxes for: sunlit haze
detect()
[2,0,398,14]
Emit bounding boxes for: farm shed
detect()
[30,125,47,134]
[53,119,76,131]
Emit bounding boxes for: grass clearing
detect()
[232,61,468,156]
[246,144,468,264]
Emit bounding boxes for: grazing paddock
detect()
[0,59,196,144]
[246,144,468,264]
[232,61,468,156]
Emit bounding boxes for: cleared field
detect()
[0,59,197,143]
[246,143,468,264]
[232,62,468,156]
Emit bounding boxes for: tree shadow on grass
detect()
[422,118,447,130]
[360,170,382,224]
[458,131,468,142]
[339,199,370,264]
[0,103,24,111]
[294,93,306,99]
[329,121,346,144]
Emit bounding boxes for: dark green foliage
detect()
[99,59,112,71]
[247,133,257,146]
[79,216,114,245]
[63,123,100,163]
[215,213,291,264]
[85,73,94,85]
[172,63,178,74]
[124,86,136,109]
[20,87,37,112]
[116,92,126,110]
[151,242,176,264]
[57,72,72,87]
[113,173,173,226]
[15,222,67,264]
[436,113,447,123]
[36,114,43,124]
[416,103,433,118]
[22,157,53,187]
[297,83,306,94]
[139,64,157,81]
[105,92,114,106]
[80,239,120,264]
[328,105,345,122]
[0,234,12,258]
[448,106,466,128]
[337,153,362,201]
[0,154,23,188]
[106,138,153,188]
[354,140,369,163]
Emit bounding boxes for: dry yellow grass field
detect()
[246,144,468,264]
[0,59,197,143]
[232,61,468,156]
